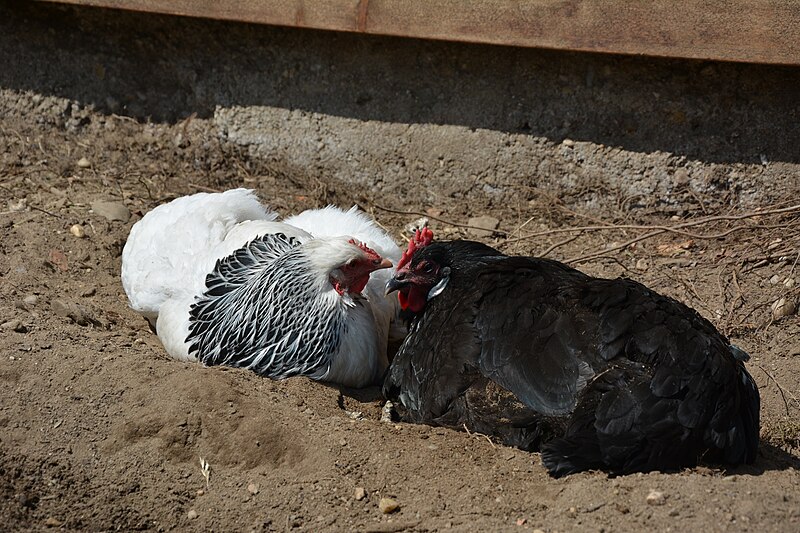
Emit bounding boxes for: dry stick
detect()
[754,363,800,416]
[188,182,222,193]
[537,231,584,258]
[566,229,664,264]
[789,251,800,278]
[567,206,800,264]
[462,423,496,448]
[29,204,64,219]
[505,205,800,246]
[374,204,511,236]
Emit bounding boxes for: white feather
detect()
[286,205,406,342]
[121,189,403,387]
[121,188,276,324]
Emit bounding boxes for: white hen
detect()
[121,188,403,387]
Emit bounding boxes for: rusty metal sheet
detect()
[38,0,800,65]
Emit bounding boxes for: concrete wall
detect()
[2,1,798,210]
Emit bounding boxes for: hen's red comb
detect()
[397,227,434,270]
[348,238,379,257]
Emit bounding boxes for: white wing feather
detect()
[121,188,277,323]
[121,191,403,386]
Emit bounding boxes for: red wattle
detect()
[400,287,427,313]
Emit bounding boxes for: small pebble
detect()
[771,298,796,320]
[91,200,131,223]
[196,489,204,496]
[562,138,575,147]
[785,278,796,289]
[247,483,259,495]
[52,299,97,326]
[516,518,527,526]
[468,215,500,238]
[44,517,63,527]
[379,497,400,514]
[380,401,394,423]
[187,510,198,519]
[770,274,781,284]
[354,487,366,501]
[646,490,666,505]
[80,287,97,298]
[635,258,649,271]
[404,217,429,236]
[1,319,27,333]
[76,157,91,168]
[70,224,86,238]
[23,295,39,306]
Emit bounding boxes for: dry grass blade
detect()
[199,456,211,488]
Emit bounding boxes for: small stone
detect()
[379,497,400,514]
[646,490,666,505]
[1,319,27,333]
[533,530,546,533]
[404,217,429,236]
[562,138,575,147]
[196,489,204,496]
[80,287,97,297]
[187,510,198,519]
[8,198,27,212]
[45,517,63,527]
[23,295,38,306]
[52,299,97,326]
[785,278,796,289]
[468,215,500,238]
[91,200,130,223]
[770,274,781,284]
[635,258,649,271]
[516,518,527,526]
[771,298,796,320]
[70,224,86,238]
[354,487,366,501]
[48,249,69,271]
[247,483,259,495]
[76,157,91,168]
[380,400,394,423]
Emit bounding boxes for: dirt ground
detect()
[1,95,799,533]
[2,3,800,533]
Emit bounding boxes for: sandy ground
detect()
[1,4,799,530]
[1,91,799,532]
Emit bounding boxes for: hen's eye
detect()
[372,259,381,265]
[418,261,434,274]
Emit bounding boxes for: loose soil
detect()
[1,30,800,533]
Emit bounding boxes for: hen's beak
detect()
[385,276,408,295]
[375,258,393,271]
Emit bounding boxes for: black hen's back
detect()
[383,241,760,477]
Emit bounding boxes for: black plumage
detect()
[383,239,760,477]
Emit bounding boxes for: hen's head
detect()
[386,233,504,313]
[385,228,440,313]
[307,236,392,295]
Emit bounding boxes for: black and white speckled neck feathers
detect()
[187,233,353,380]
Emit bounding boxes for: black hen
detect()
[383,232,760,477]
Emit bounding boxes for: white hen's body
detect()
[121,189,402,387]
[121,189,276,323]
